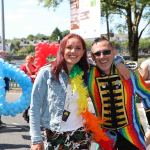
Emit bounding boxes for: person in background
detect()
[139,59,150,88]
[87,37,150,150]
[138,59,150,146]
[0,50,10,128]
[20,55,36,82]
[0,50,7,58]
[20,55,36,123]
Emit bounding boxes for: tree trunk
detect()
[129,33,139,61]
[126,8,133,59]
[126,6,139,61]
[106,11,110,41]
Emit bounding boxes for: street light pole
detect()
[1,0,6,50]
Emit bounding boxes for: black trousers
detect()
[115,132,139,150]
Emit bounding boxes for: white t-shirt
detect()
[60,84,83,132]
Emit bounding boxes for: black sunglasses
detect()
[93,49,111,56]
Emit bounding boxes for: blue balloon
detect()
[0,58,32,116]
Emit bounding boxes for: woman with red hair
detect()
[29,33,94,150]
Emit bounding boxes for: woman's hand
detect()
[30,142,44,150]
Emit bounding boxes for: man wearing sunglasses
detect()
[87,37,150,150]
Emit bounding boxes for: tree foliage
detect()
[101,0,150,60]
[139,37,150,50]
[27,34,49,41]
[61,30,70,38]
[101,1,117,40]
[38,0,65,8]
[10,39,21,52]
[50,27,63,41]
[36,33,50,40]
[38,0,150,60]
[27,34,35,41]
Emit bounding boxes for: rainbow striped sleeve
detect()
[131,70,150,108]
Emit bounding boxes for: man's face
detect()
[91,40,115,75]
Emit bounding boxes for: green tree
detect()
[35,33,49,40]
[27,34,35,41]
[101,0,150,61]
[61,30,70,38]
[26,45,35,54]
[38,0,150,61]
[139,37,150,51]
[50,27,62,41]
[101,2,117,40]
[17,45,35,56]
[38,0,64,8]
[10,39,21,52]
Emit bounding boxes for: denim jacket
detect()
[30,65,69,143]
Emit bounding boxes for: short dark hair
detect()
[92,36,113,47]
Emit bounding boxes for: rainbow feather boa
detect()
[69,65,110,149]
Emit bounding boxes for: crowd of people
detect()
[0,33,150,150]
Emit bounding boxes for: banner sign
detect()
[70,0,101,39]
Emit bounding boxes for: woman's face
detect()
[26,57,34,64]
[64,37,84,72]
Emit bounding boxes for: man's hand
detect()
[30,142,44,150]
[145,130,150,146]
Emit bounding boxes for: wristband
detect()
[32,140,43,145]
[114,55,125,66]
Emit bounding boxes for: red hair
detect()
[25,55,34,62]
[51,33,89,84]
